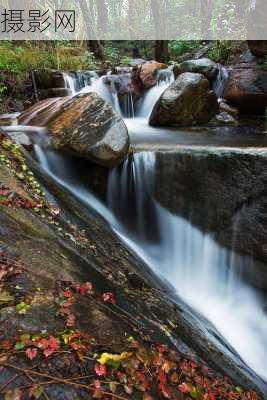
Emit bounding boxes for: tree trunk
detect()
[155,40,169,63]
[96,0,108,36]
[86,40,105,61]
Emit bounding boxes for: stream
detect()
[3,70,267,389]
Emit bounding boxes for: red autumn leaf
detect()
[37,336,59,358]
[79,281,93,295]
[102,292,116,305]
[70,342,86,351]
[25,347,38,360]
[178,383,190,393]
[63,290,73,298]
[95,363,107,377]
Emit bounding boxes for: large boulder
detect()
[20,93,130,167]
[149,72,218,127]
[131,61,167,93]
[177,58,219,81]
[247,41,267,57]
[224,59,267,115]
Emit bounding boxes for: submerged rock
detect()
[178,58,219,81]
[149,72,218,127]
[224,59,267,115]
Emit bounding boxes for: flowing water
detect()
[4,70,267,384]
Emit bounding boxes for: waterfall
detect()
[63,73,76,95]
[11,62,267,386]
[137,70,174,118]
[213,64,229,99]
[107,152,267,382]
[80,76,122,116]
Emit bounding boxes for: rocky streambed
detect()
[0,41,267,400]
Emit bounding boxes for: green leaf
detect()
[16,302,31,314]
[15,341,25,350]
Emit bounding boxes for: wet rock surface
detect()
[149,73,218,127]
[131,60,168,93]
[177,58,219,81]
[20,93,130,167]
[224,55,267,115]
[153,149,267,290]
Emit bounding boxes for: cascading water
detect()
[107,152,267,382]
[63,73,76,95]
[9,68,267,386]
[137,69,174,118]
[80,76,122,116]
[212,64,229,99]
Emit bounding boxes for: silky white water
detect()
[107,152,267,382]
[9,69,266,383]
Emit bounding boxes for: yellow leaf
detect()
[98,352,132,365]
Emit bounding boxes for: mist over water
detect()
[11,70,267,383]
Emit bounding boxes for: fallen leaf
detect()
[25,347,38,360]
[95,362,107,377]
[102,292,116,305]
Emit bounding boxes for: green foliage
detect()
[169,41,202,58]
[207,40,245,63]
[104,44,120,67]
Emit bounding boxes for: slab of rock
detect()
[176,58,219,81]
[153,149,267,291]
[149,72,218,127]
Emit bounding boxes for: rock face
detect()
[34,69,66,89]
[153,149,267,290]
[19,93,130,167]
[247,40,267,57]
[224,58,267,115]
[149,73,218,127]
[178,58,219,81]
